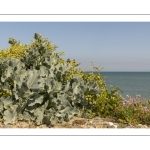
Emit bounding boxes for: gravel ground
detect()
[0,116,150,128]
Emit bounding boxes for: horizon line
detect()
[84,71,150,72]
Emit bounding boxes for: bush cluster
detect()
[0,33,150,126]
[114,95,150,125]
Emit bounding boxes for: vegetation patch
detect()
[0,33,150,127]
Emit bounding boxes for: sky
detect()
[0,22,150,72]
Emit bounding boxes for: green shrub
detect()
[0,33,125,126]
[1,33,150,127]
[113,96,150,125]
[87,87,123,118]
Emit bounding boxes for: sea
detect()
[92,72,150,100]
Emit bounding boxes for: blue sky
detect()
[0,22,150,72]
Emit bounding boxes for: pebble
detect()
[108,122,114,126]
[113,124,118,128]
[141,125,148,128]
[93,117,101,123]
[89,120,93,124]
[2,126,8,128]
[104,122,114,126]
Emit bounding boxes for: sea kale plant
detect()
[0,33,123,125]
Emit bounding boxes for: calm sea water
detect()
[94,72,150,100]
